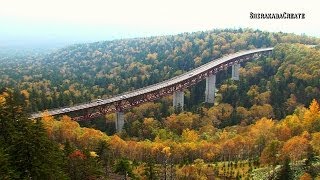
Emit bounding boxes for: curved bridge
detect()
[31,47,273,129]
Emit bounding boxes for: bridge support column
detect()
[115,111,124,132]
[232,63,240,80]
[173,90,184,112]
[205,74,216,104]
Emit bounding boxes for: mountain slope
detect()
[0,29,319,112]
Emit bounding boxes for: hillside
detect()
[0,29,319,112]
[1,43,320,178]
[0,29,320,179]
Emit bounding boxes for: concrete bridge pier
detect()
[205,74,216,104]
[173,90,184,111]
[232,63,240,80]
[115,111,125,132]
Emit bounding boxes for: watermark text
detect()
[250,12,305,19]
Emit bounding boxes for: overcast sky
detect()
[0,0,319,48]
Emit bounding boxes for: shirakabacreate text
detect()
[250,12,305,19]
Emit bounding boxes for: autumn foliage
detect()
[1,31,320,179]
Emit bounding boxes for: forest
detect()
[0,29,319,112]
[0,29,320,179]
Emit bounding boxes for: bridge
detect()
[31,47,274,131]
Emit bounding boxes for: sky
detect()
[0,0,319,49]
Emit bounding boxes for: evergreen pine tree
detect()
[115,159,134,180]
[0,90,68,179]
[144,158,157,180]
[0,147,16,179]
[96,140,111,176]
[277,157,292,180]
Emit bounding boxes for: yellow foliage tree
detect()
[41,111,56,139]
[165,112,198,134]
[309,99,320,114]
[310,132,320,155]
[303,99,320,132]
[181,129,199,142]
[59,115,81,143]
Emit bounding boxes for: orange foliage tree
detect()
[281,136,310,163]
